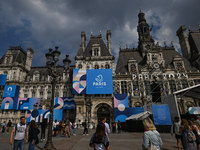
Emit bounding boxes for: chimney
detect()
[176,26,191,60]
[25,47,34,71]
[106,30,111,55]
[81,32,86,52]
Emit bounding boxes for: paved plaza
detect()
[0,128,181,150]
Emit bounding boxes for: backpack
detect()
[187,130,196,142]
[113,124,116,127]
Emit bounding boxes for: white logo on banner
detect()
[93,74,106,87]
[7,87,12,91]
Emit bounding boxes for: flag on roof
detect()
[150,25,153,32]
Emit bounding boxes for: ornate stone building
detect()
[1,10,200,124]
[74,30,115,124]
[0,46,74,123]
[114,10,200,117]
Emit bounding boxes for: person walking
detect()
[52,120,59,137]
[83,119,88,136]
[40,119,47,142]
[28,120,40,150]
[171,116,182,150]
[9,116,28,150]
[73,121,77,135]
[6,120,12,134]
[179,119,197,150]
[64,118,70,137]
[1,121,6,133]
[142,117,163,150]
[89,122,110,150]
[69,120,72,136]
[188,120,199,150]
[62,120,66,135]
[58,120,62,136]
[101,117,110,135]
[117,120,121,133]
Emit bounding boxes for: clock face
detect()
[153,63,159,69]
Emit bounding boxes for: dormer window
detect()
[35,74,39,81]
[6,57,10,64]
[176,62,185,71]
[130,64,137,73]
[94,48,99,56]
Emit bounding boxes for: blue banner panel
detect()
[129,107,144,116]
[63,97,76,109]
[0,74,7,85]
[152,105,172,125]
[3,85,18,97]
[26,109,63,123]
[18,98,41,110]
[114,94,129,108]
[1,97,14,109]
[86,69,113,94]
[73,69,86,94]
[114,108,129,122]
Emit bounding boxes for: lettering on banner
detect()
[132,73,188,80]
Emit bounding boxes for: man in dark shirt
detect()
[40,119,47,142]
[7,120,12,134]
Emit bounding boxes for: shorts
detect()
[65,126,69,132]
[175,134,182,139]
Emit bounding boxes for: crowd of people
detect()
[4,115,200,150]
[171,116,200,150]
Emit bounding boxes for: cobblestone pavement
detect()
[0,128,183,150]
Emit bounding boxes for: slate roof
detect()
[27,66,65,77]
[115,47,197,74]
[76,35,111,57]
[0,46,27,65]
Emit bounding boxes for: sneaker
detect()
[40,139,43,142]
[73,134,76,135]
[86,134,88,136]
[83,134,85,136]
[43,139,45,141]
[68,136,70,138]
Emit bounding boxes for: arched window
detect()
[94,65,99,69]
[94,48,99,56]
[78,64,82,69]
[105,64,110,69]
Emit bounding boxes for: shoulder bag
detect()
[147,132,158,150]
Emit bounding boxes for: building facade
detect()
[0,46,74,123]
[1,10,200,124]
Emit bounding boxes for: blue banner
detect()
[86,69,113,94]
[26,109,63,123]
[152,105,172,125]
[0,74,7,85]
[129,107,144,116]
[63,97,75,109]
[3,85,18,97]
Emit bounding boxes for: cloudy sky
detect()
[0,0,199,67]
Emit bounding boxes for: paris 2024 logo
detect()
[93,74,106,87]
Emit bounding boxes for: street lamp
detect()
[42,46,61,150]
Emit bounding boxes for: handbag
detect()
[147,132,158,150]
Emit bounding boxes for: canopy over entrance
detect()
[173,83,200,100]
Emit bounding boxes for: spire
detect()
[138,9,146,23]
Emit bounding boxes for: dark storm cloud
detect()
[0,0,199,66]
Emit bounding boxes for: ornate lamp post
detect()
[42,46,61,150]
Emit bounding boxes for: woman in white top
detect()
[52,120,59,137]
